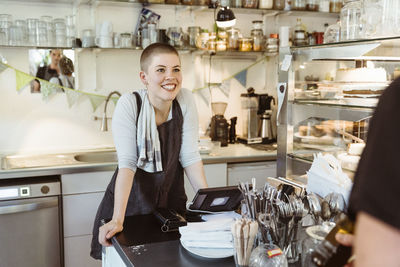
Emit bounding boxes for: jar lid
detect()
[270,33,278,38]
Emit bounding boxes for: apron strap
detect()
[132,91,142,126]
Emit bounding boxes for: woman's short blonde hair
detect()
[59,56,74,75]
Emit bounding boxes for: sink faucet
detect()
[101,91,121,131]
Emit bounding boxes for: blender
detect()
[209,102,229,147]
[238,87,262,144]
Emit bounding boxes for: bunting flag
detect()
[111,97,118,106]
[65,88,81,108]
[15,70,34,92]
[88,94,106,112]
[40,80,61,101]
[219,80,231,98]
[0,62,7,74]
[234,69,247,88]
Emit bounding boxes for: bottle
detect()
[311,213,355,267]
[293,18,307,46]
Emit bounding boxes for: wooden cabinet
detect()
[61,170,114,267]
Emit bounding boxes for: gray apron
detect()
[90,93,187,260]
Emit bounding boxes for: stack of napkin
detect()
[179,212,241,249]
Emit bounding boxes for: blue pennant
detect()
[234,69,247,87]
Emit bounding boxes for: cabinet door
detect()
[61,171,113,195]
[64,235,101,267]
[227,161,277,189]
[63,192,104,237]
[184,163,227,202]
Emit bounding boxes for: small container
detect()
[120,32,132,48]
[165,0,180,3]
[251,29,263,51]
[329,0,342,12]
[217,30,228,40]
[207,40,216,52]
[306,0,319,11]
[292,0,306,10]
[227,28,240,50]
[188,26,200,48]
[216,40,227,51]
[242,0,258,8]
[266,34,279,53]
[195,0,210,5]
[196,30,209,50]
[259,0,273,8]
[181,0,193,4]
[274,0,285,10]
[230,0,242,7]
[238,38,253,51]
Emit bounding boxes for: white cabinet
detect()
[184,163,227,202]
[227,161,276,189]
[61,170,114,267]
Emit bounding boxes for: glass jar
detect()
[293,18,307,46]
[301,225,331,267]
[292,0,306,10]
[306,0,319,11]
[181,0,193,4]
[216,40,227,51]
[242,0,258,8]
[238,38,253,51]
[329,0,342,12]
[340,0,362,41]
[207,40,216,52]
[227,28,241,50]
[248,243,288,267]
[195,0,210,4]
[196,30,209,50]
[188,26,200,48]
[324,20,340,43]
[230,0,242,7]
[165,0,180,3]
[274,0,285,9]
[266,34,279,53]
[251,22,264,51]
[259,0,273,9]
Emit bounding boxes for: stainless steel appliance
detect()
[238,87,262,144]
[258,94,276,144]
[0,176,63,267]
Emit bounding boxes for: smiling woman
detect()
[29,49,75,93]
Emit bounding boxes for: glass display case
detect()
[277,37,400,178]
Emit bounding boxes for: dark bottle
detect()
[229,117,237,144]
[311,213,355,267]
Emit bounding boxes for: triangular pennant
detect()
[0,62,7,74]
[40,81,60,101]
[234,69,247,88]
[88,94,106,112]
[219,80,231,98]
[197,87,211,107]
[65,89,81,108]
[111,97,118,106]
[15,70,34,91]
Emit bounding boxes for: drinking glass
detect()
[167,27,183,47]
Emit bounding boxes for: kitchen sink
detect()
[73,151,118,163]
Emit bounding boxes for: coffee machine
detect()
[258,94,275,143]
[238,87,262,144]
[209,102,229,147]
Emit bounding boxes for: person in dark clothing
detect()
[31,49,62,93]
[335,77,400,267]
[90,43,208,260]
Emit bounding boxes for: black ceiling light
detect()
[216,6,236,28]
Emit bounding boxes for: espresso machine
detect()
[258,94,275,144]
[209,102,229,147]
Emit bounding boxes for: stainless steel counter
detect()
[0,143,276,179]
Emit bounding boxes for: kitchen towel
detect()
[136,91,163,172]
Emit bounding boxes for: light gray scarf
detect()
[136,92,163,172]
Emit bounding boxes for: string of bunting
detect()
[0,55,267,111]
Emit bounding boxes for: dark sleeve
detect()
[349,77,400,230]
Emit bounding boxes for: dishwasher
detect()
[0,175,63,267]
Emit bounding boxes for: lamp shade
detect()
[216,7,236,28]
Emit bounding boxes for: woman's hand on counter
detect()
[99,219,124,246]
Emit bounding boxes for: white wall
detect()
[0,1,336,155]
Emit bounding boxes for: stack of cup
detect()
[82,29,95,48]
[27,18,38,46]
[36,19,48,46]
[15,20,28,45]
[95,21,113,48]
[54,18,66,47]
[65,15,75,47]
[41,16,54,46]
[0,14,12,45]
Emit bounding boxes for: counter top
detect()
[110,214,234,267]
[0,143,276,179]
